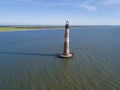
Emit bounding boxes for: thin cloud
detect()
[80,5,97,11]
[101,0,120,4]
[0,0,120,10]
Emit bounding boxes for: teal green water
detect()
[0,26,120,90]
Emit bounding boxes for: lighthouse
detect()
[59,21,73,58]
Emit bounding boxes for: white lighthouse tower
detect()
[59,21,73,58]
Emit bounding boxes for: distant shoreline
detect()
[0,26,65,32]
[0,25,120,32]
[0,28,65,32]
[0,25,81,32]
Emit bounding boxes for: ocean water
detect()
[0,26,120,90]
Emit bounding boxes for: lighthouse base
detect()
[59,53,73,58]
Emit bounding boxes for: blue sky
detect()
[0,0,120,25]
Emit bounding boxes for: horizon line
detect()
[0,25,120,26]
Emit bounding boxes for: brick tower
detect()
[59,21,73,58]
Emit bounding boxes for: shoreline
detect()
[0,28,64,32]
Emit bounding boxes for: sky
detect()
[0,0,120,25]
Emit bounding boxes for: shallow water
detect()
[0,26,120,90]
